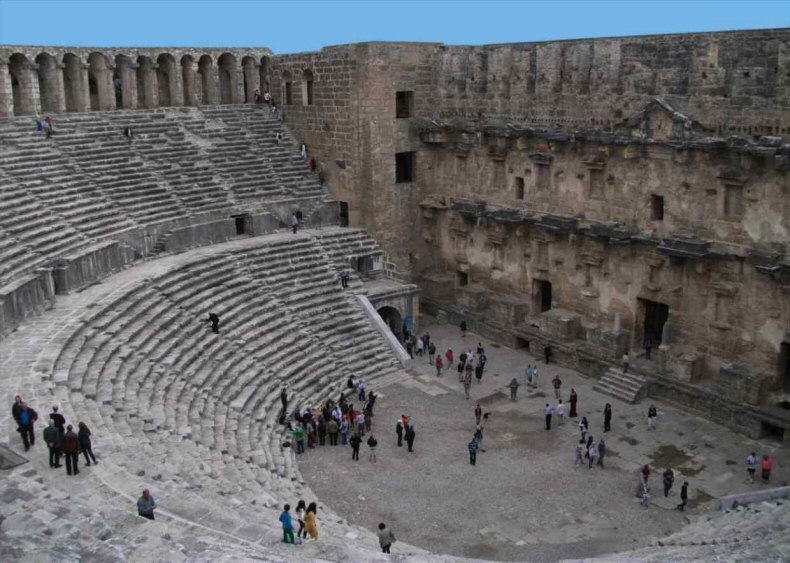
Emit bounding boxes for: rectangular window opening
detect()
[723,184,744,217]
[515,176,525,199]
[535,164,551,191]
[395,151,415,183]
[457,271,469,287]
[395,91,414,118]
[651,194,664,221]
[284,82,293,105]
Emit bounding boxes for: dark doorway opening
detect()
[639,298,669,346]
[515,337,530,351]
[780,342,790,392]
[457,271,469,286]
[395,91,413,118]
[378,306,403,342]
[339,201,349,227]
[760,422,785,443]
[395,151,415,183]
[233,214,250,236]
[534,279,552,312]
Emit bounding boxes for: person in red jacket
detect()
[446,348,453,366]
[761,455,773,483]
[435,354,443,376]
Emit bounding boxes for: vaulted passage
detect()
[639,298,669,347]
[35,52,61,113]
[157,53,177,107]
[62,53,83,112]
[378,306,403,342]
[198,55,215,105]
[218,53,237,104]
[9,53,33,115]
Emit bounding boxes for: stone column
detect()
[182,59,196,106]
[150,63,160,108]
[234,68,245,104]
[210,65,219,105]
[28,63,42,115]
[127,62,139,109]
[0,59,12,117]
[659,321,672,350]
[104,64,116,111]
[53,63,67,113]
[78,62,91,112]
[172,62,184,106]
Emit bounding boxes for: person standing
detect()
[596,438,606,468]
[291,213,299,234]
[603,403,612,432]
[460,320,467,337]
[279,504,295,543]
[508,378,520,400]
[367,435,378,463]
[358,380,366,402]
[349,433,361,461]
[556,399,565,425]
[62,425,80,476]
[378,522,396,553]
[532,366,539,388]
[468,437,479,465]
[208,312,220,334]
[280,386,289,423]
[292,424,305,454]
[587,441,597,469]
[463,369,472,400]
[552,375,562,400]
[676,482,689,511]
[435,354,443,376]
[77,422,97,465]
[622,352,630,374]
[525,365,533,387]
[663,467,675,497]
[569,388,578,418]
[295,500,307,542]
[474,404,482,426]
[428,342,436,365]
[405,424,416,453]
[43,421,62,468]
[746,452,758,483]
[761,455,773,483]
[416,337,424,357]
[544,404,552,430]
[574,439,585,466]
[13,400,38,451]
[395,419,403,447]
[327,418,339,445]
[138,490,157,520]
[647,404,658,430]
[475,362,484,384]
[446,348,454,366]
[579,416,588,442]
[544,345,552,364]
[340,417,349,445]
[50,405,66,438]
[317,416,327,446]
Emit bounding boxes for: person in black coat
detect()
[78,422,98,465]
[12,397,38,451]
[395,420,403,447]
[405,424,416,452]
[43,421,62,468]
[349,433,361,461]
[50,405,66,438]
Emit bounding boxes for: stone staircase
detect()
[592,367,647,404]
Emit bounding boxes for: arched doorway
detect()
[8,53,33,115]
[242,56,257,103]
[62,53,82,112]
[217,53,237,104]
[136,56,154,108]
[157,53,176,107]
[259,56,270,94]
[181,55,196,106]
[88,52,112,111]
[35,53,60,113]
[378,306,403,342]
[114,54,133,109]
[197,55,214,105]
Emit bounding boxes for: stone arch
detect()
[35,52,60,113]
[156,53,176,107]
[181,55,196,106]
[197,55,215,105]
[377,306,404,342]
[217,52,237,104]
[62,53,83,112]
[301,69,314,106]
[88,52,112,111]
[8,53,34,115]
[259,56,270,93]
[113,54,134,109]
[136,55,155,109]
[242,56,258,103]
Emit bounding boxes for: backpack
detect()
[20,410,29,425]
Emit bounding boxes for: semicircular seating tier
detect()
[0,105,326,286]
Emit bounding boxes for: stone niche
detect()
[419,273,456,306]
[538,308,582,342]
[716,363,773,406]
[457,284,489,313]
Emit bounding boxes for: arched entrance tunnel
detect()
[377,306,403,342]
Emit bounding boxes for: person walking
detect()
[544,404,552,430]
[676,482,689,511]
[647,404,658,430]
[295,500,307,542]
[641,465,651,491]
[761,455,773,483]
[596,438,606,468]
[585,435,594,459]
[579,416,588,442]
[622,352,630,374]
[552,375,562,400]
[556,399,565,425]
[77,422,97,465]
[428,342,436,365]
[405,424,416,452]
[349,432,361,461]
[13,399,38,451]
[574,439,585,466]
[460,320,467,337]
[279,504,295,544]
[746,452,758,483]
[137,490,157,520]
[463,370,472,400]
[468,437,479,465]
[367,435,378,462]
[305,503,318,540]
[603,403,612,432]
[416,337,424,357]
[62,425,80,476]
[508,378,520,400]
[663,467,675,497]
[446,348,454,366]
[43,421,62,468]
[475,362,484,384]
[50,405,66,438]
[435,354,443,376]
[378,523,396,553]
[569,388,578,418]
[544,345,552,364]
[525,365,533,387]
[587,441,597,469]
[327,418,339,445]
[474,404,482,426]
[208,312,220,334]
[395,419,403,447]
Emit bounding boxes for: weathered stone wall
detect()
[52,240,135,294]
[0,270,55,337]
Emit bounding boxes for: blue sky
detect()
[1,0,788,53]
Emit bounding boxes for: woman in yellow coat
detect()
[305,502,318,540]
